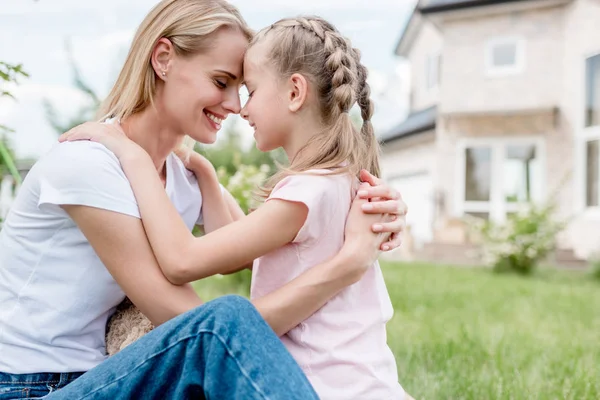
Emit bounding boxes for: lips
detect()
[204,110,224,130]
[205,111,223,124]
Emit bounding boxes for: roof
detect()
[379,106,437,143]
[420,0,527,14]
[394,2,422,57]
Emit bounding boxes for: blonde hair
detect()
[252,16,380,198]
[97,0,253,142]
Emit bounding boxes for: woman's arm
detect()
[63,205,203,326]
[180,151,233,233]
[224,189,246,221]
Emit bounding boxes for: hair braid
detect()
[251,15,381,196]
[350,46,380,176]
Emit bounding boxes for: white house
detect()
[381,0,600,264]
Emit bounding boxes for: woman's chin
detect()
[190,131,217,145]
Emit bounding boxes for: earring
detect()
[161,71,166,77]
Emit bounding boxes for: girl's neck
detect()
[120,108,185,174]
[283,116,325,161]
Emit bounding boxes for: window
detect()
[459,139,543,222]
[425,53,441,90]
[585,55,600,127]
[464,147,491,202]
[587,139,599,207]
[485,37,525,76]
[504,144,539,203]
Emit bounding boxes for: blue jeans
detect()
[0,295,318,399]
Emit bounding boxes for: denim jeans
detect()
[0,295,319,399]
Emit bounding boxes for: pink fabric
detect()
[251,172,405,399]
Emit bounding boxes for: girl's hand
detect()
[58,122,142,161]
[358,170,408,251]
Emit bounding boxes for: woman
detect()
[0,1,407,398]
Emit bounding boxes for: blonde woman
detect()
[0,1,407,399]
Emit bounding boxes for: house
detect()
[381,0,600,264]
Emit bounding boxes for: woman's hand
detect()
[339,182,393,281]
[358,169,408,251]
[58,122,142,161]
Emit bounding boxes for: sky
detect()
[0,0,416,159]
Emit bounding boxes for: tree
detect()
[0,62,29,184]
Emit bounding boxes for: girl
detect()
[0,1,407,398]
[61,15,411,400]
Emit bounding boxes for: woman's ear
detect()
[287,73,309,113]
[151,38,174,81]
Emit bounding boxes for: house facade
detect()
[381,0,600,263]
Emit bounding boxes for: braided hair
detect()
[252,16,380,197]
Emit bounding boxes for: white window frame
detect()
[425,52,441,91]
[454,136,545,223]
[485,37,526,77]
[576,128,600,215]
[575,51,600,218]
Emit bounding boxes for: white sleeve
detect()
[196,183,227,226]
[36,141,140,218]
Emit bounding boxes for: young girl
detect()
[62,16,411,399]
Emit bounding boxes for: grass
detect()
[193,262,600,400]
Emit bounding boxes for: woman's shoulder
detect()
[31,141,130,189]
[36,141,119,170]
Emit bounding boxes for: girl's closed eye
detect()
[215,79,227,89]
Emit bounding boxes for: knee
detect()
[205,295,258,324]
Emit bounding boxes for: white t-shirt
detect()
[0,141,205,373]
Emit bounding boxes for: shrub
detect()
[469,203,565,275]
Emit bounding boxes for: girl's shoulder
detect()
[270,171,354,204]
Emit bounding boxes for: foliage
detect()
[196,121,282,292]
[197,121,285,179]
[469,202,565,274]
[590,256,600,282]
[0,62,28,185]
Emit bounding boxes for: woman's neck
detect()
[120,108,184,174]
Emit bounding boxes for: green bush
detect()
[469,203,565,275]
[213,163,271,293]
[590,257,600,282]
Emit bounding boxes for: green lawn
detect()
[193,263,600,400]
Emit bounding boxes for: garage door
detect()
[389,172,434,248]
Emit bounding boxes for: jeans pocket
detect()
[0,387,29,400]
[25,388,51,399]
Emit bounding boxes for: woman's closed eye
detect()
[215,79,227,89]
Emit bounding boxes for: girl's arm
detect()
[119,146,306,283]
[59,127,307,283]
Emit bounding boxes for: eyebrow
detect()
[215,69,238,80]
